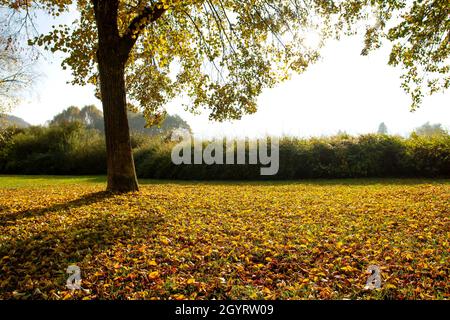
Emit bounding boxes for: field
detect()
[0,176,448,300]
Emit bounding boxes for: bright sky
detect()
[12,9,450,139]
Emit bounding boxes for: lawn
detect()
[0,176,448,300]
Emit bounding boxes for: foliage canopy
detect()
[4,0,447,122]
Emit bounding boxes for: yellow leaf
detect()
[63,293,72,300]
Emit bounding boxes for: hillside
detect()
[0,115,30,128]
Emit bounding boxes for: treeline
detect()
[0,123,449,179]
[47,105,192,136]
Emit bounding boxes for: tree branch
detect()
[120,2,166,57]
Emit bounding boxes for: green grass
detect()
[0,175,106,188]
[1,175,449,189]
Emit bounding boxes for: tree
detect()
[17,0,336,192]
[413,122,447,137]
[377,122,388,135]
[6,0,449,192]
[357,0,450,110]
[80,105,104,131]
[0,35,27,113]
[51,105,104,131]
[52,105,191,135]
[0,14,34,119]
[128,112,191,136]
[50,106,82,125]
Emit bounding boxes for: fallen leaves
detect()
[0,179,449,300]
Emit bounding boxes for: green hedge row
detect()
[1,123,449,179]
[0,123,106,175]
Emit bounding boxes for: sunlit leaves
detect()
[13,0,339,122]
[343,0,450,110]
[4,0,448,118]
[0,179,448,299]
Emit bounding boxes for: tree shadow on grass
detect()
[0,191,113,226]
[0,191,163,299]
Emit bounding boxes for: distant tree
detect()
[50,106,82,125]
[51,105,190,136]
[80,105,104,131]
[336,130,350,138]
[413,122,447,137]
[128,112,191,136]
[50,105,102,130]
[377,122,388,135]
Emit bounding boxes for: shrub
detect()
[0,124,449,179]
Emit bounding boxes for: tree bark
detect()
[94,0,139,192]
[98,54,139,192]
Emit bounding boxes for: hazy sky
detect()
[11,9,450,139]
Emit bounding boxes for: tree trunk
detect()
[97,55,139,192]
[94,0,139,193]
